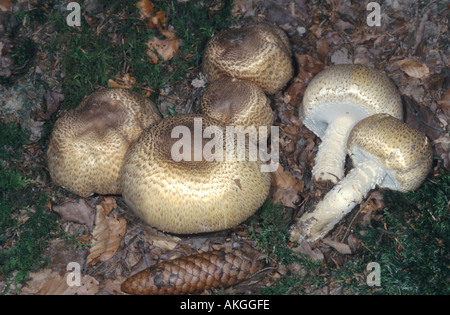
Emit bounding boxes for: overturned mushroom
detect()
[292,114,433,242]
[301,64,403,183]
[120,114,271,234]
[47,89,162,197]
[200,76,274,138]
[202,21,293,95]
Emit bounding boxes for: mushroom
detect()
[47,88,162,197]
[120,114,271,234]
[300,64,403,183]
[200,76,274,139]
[292,114,433,242]
[202,21,293,95]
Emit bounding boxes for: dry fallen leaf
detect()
[148,11,166,30]
[146,35,180,63]
[99,196,118,215]
[142,225,181,250]
[108,73,136,89]
[270,164,303,208]
[21,269,99,295]
[136,0,154,20]
[322,238,352,255]
[0,0,13,11]
[397,59,430,79]
[86,199,126,266]
[53,199,95,230]
[437,88,450,117]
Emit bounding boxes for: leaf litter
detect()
[0,0,448,295]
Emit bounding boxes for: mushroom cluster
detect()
[119,20,293,233]
[290,64,433,242]
[201,20,293,134]
[292,113,433,242]
[48,20,292,235]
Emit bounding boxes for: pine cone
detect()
[121,250,265,295]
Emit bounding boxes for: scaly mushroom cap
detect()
[348,113,433,192]
[120,114,271,234]
[301,64,403,139]
[200,76,274,136]
[47,89,162,197]
[202,21,293,94]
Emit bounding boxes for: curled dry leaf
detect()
[0,0,12,11]
[108,73,136,89]
[86,198,126,266]
[321,238,352,255]
[270,164,303,208]
[136,0,154,20]
[437,88,450,117]
[146,34,180,64]
[397,59,430,79]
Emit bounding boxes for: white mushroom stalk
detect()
[299,158,386,241]
[301,64,403,183]
[312,115,356,181]
[293,114,433,242]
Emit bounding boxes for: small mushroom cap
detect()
[301,64,403,138]
[120,114,271,234]
[47,89,162,197]
[348,114,433,192]
[202,21,293,94]
[200,76,274,134]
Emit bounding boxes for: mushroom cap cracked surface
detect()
[120,114,271,234]
[200,76,274,136]
[47,88,162,197]
[348,113,433,192]
[301,64,403,140]
[202,21,293,95]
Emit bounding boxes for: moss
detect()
[41,0,234,109]
[340,172,450,294]
[0,123,59,291]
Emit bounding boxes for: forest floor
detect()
[0,0,448,295]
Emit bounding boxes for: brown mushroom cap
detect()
[202,21,293,94]
[47,89,162,197]
[120,114,271,234]
[200,76,274,135]
[348,113,433,192]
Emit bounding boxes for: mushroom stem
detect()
[313,115,356,182]
[299,158,386,242]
